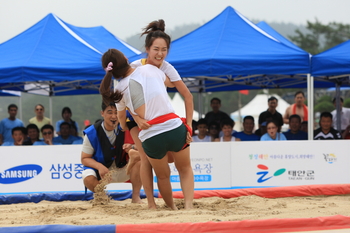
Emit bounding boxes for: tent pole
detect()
[335,83,341,132]
[49,97,53,124]
[307,74,314,140]
[18,96,23,121]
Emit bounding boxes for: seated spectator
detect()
[204,97,230,126]
[29,104,51,138]
[0,104,24,145]
[255,121,267,137]
[192,119,211,142]
[53,122,82,144]
[1,127,26,146]
[33,124,62,145]
[331,97,350,133]
[300,121,308,133]
[55,107,80,136]
[314,112,342,140]
[342,125,350,139]
[23,124,41,145]
[208,121,220,142]
[260,120,287,141]
[283,115,308,140]
[215,118,240,142]
[233,116,260,141]
[258,96,283,131]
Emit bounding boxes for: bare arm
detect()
[164,75,175,88]
[81,151,109,179]
[117,109,128,131]
[129,110,150,130]
[283,106,291,124]
[173,80,193,127]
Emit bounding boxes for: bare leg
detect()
[84,175,99,192]
[130,127,157,209]
[129,160,143,204]
[147,154,177,210]
[126,149,141,175]
[167,151,175,163]
[173,147,194,209]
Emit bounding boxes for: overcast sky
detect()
[1,0,350,44]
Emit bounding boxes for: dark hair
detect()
[332,97,344,103]
[208,121,220,130]
[100,49,130,106]
[320,111,333,120]
[101,101,116,111]
[295,91,305,97]
[8,104,18,111]
[243,115,255,123]
[12,126,26,135]
[60,122,71,129]
[289,114,301,123]
[268,96,278,103]
[141,19,171,50]
[35,104,44,110]
[220,118,234,128]
[61,107,72,117]
[210,97,221,104]
[266,120,279,128]
[41,124,54,133]
[197,118,208,127]
[301,121,308,125]
[26,124,39,133]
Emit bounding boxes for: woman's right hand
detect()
[136,118,151,130]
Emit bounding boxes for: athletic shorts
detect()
[142,124,187,160]
[126,120,138,130]
[82,162,130,183]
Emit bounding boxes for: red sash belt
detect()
[292,104,308,122]
[146,113,192,136]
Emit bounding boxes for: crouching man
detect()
[81,102,142,203]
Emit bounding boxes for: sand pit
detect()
[1,194,350,227]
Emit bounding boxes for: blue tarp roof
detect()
[0,13,140,95]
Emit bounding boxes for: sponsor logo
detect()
[288,170,315,180]
[256,164,286,183]
[323,153,337,164]
[0,164,42,184]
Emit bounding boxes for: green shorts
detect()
[142,124,187,159]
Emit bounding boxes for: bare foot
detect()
[131,197,144,204]
[126,149,141,175]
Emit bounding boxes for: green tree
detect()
[289,20,350,54]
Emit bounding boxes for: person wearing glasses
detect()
[260,120,287,141]
[33,125,61,145]
[29,104,51,138]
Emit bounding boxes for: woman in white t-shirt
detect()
[100,48,194,210]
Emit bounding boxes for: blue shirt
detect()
[0,118,24,143]
[1,142,16,146]
[283,130,308,140]
[260,132,287,141]
[53,135,82,144]
[33,141,62,146]
[55,120,79,134]
[233,131,260,141]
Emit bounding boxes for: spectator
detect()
[283,91,308,124]
[255,121,267,137]
[260,120,287,141]
[208,121,220,141]
[29,104,51,138]
[283,115,308,140]
[342,125,350,139]
[55,107,80,136]
[53,122,82,144]
[1,127,26,146]
[233,116,260,141]
[300,121,308,133]
[258,96,284,131]
[331,97,350,133]
[192,119,198,136]
[0,104,24,145]
[33,124,62,145]
[214,118,240,142]
[204,97,230,126]
[314,112,342,140]
[192,119,211,142]
[23,124,41,145]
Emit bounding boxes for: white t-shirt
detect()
[130,59,181,82]
[192,135,211,142]
[331,107,350,131]
[115,65,182,142]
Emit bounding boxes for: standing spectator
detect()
[55,107,80,136]
[23,124,41,145]
[1,127,26,146]
[29,104,51,138]
[258,96,284,130]
[53,122,82,144]
[204,97,230,126]
[260,120,287,141]
[283,91,308,124]
[314,112,342,140]
[233,116,260,141]
[0,104,24,145]
[192,119,211,142]
[208,121,220,142]
[331,97,350,133]
[283,115,308,140]
[33,124,62,145]
[214,118,240,142]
